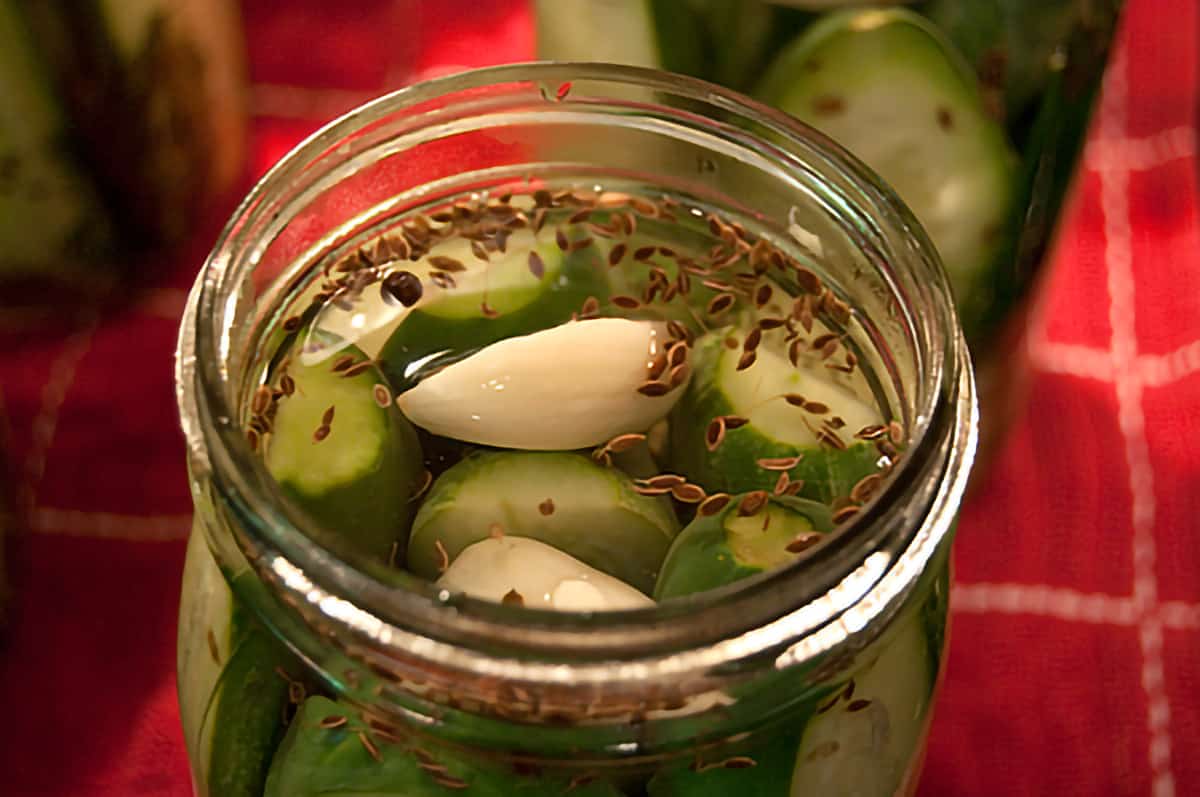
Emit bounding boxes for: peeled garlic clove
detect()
[396,318,688,450]
[436,536,654,612]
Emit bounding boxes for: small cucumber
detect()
[265,695,625,797]
[535,0,705,77]
[265,343,424,562]
[378,229,609,390]
[407,450,680,594]
[178,527,301,797]
[667,329,886,505]
[655,495,833,600]
[756,8,1017,311]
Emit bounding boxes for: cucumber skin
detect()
[266,695,623,797]
[379,235,610,389]
[268,353,424,564]
[667,337,884,505]
[654,496,832,600]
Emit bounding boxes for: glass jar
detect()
[176,63,976,796]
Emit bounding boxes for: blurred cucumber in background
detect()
[0,0,246,310]
[535,0,1122,350]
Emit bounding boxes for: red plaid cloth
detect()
[0,1,1195,794]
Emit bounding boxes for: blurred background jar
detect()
[535,0,1123,473]
[0,0,246,314]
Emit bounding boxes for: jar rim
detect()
[177,61,977,693]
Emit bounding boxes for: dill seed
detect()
[633,246,657,262]
[318,715,348,729]
[342,361,374,378]
[282,315,302,332]
[744,327,763,351]
[847,698,872,712]
[357,731,382,762]
[737,490,769,516]
[736,350,757,371]
[569,236,594,252]
[888,420,905,445]
[671,483,706,503]
[699,492,732,516]
[723,415,749,430]
[629,196,658,217]
[433,775,469,790]
[757,455,802,471]
[332,354,355,373]
[662,283,679,302]
[788,338,805,367]
[812,94,845,115]
[481,301,500,318]
[668,363,690,388]
[246,428,260,452]
[280,374,296,396]
[579,296,600,318]
[819,429,848,450]
[637,381,671,397]
[754,283,773,308]
[773,471,791,496]
[705,417,726,451]
[373,384,392,408]
[826,416,846,430]
[855,424,888,440]
[721,756,758,769]
[429,271,456,290]
[538,498,556,516]
[532,207,548,233]
[706,293,736,317]
[647,353,668,381]
[668,341,689,367]
[251,385,272,415]
[428,256,465,273]
[642,474,686,489]
[489,522,505,539]
[842,680,856,700]
[312,425,331,443]
[621,211,637,236]
[804,400,829,415]
[816,693,841,714]
[611,294,641,310]
[434,540,450,573]
[382,270,423,307]
[784,478,806,496]
[410,469,433,502]
[758,317,787,330]
[608,243,627,267]
[555,228,570,251]
[502,588,526,607]
[606,433,646,453]
[634,484,671,496]
[568,207,592,225]
[206,629,220,664]
[832,505,859,525]
[676,270,692,294]
[786,533,822,554]
[527,251,545,280]
[289,681,307,704]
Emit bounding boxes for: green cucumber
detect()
[755,8,1017,311]
[787,604,939,795]
[0,0,114,279]
[655,495,833,600]
[265,344,424,562]
[266,695,624,797]
[408,450,680,594]
[535,0,704,77]
[178,527,300,797]
[667,329,885,504]
[378,230,609,390]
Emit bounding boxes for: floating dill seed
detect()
[246,428,260,451]
[699,492,732,516]
[279,374,296,396]
[322,406,336,425]
[579,296,600,318]
[606,432,646,453]
[312,425,331,443]
[432,774,469,791]
[621,211,637,236]
[668,363,690,388]
[819,429,848,450]
[568,236,593,253]
[634,484,672,496]
[757,455,802,471]
[555,228,570,251]
[826,416,846,430]
[533,189,553,207]
[737,490,769,516]
[288,681,307,705]
[342,361,374,378]
[831,505,859,525]
[331,354,355,373]
[608,242,627,267]
[430,210,455,223]
[788,338,805,367]
[701,278,734,293]
[251,385,273,415]
[721,756,758,769]
[705,417,726,451]
[706,293,736,317]
[847,698,872,712]
[637,381,671,397]
[318,715,348,729]
[818,338,839,360]
[434,540,450,573]
[804,400,829,415]
[812,94,846,115]
[816,693,842,714]
[786,532,822,554]
[429,256,466,273]
[282,315,302,332]
[744,327,763,351]
[382,270,423,307]
[409,469,433,502]
[206,628,220,664]
[532,207,548,233]
[430,271,457,290]
[758,317,787,330]
[641,473,686,489]
[470,240,490,262]
[568,207,592,225]
[629,196,659,217]
[481,301,500,318]
[503,588,526,607]
[855,424,888,440]
[842,679,856,700]
[754,283,773,308]
[736,350,757,371]
[888,420,905,446]
[647,353,668,381]
[527,251,545,280]
[668,341,689,367]
[373,384,393,408]
[723,415,749,430]
[538,498,556,516]
[662,283,679,302]
[671,483,706,503]
[357,731,382,762]
[773,471,791,496]
[611,294,641,310]
[633,245,657,262]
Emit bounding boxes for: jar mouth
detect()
[178,62,976,686]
